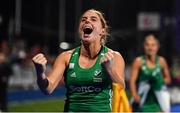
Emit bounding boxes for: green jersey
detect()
[138,56,165,91]
[64,46,112,112]
[134,56,166,112]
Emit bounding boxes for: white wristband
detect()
[41,73,47,79]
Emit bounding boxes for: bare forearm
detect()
[37,72,62,94]
[46,76,62,94]
[108,70,125,88]
[130,81,138,97]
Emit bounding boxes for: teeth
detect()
[84,26,91,29]
[84,24,91,27]
[83,24,92,29]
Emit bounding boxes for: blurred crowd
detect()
[0,39,57,111]
[0,39,56,91]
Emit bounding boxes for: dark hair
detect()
[144,34,160,45]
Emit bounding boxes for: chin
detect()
[147,54,156,56]
[82,37,93,41]
[81,40,91,45]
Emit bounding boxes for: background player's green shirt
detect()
[64,46,112,112]
[138,56,165,90]
[136,56,165,112]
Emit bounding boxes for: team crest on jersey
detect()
[93,69,102,82]
[94,69,102,77]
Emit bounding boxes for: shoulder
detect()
[134,56,142,63]
[158,56,166,62]
[61,49,75,56]
[158,56,168,66]
[55,49,75,65]
[57,49,74,58]
[132,56,142,68]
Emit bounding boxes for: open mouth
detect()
[83,27,93,35]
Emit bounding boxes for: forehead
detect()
[145,37,158,44]
[82,11,100,18]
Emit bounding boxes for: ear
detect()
[100,28,106,36]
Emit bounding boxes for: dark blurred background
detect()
[0,0,178,60]
[0,0,180,112]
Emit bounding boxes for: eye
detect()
[91,18,97,22]
[81,18,86,22]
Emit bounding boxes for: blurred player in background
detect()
[129,34,171,112]
[32,9,126,112]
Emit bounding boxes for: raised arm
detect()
[129,57,141,103]
[32,51,71,94]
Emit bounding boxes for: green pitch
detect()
[9,98,65,112]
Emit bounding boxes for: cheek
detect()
[79,24,82,31]
[78,25,83,34]
[144,48,149,53]
[152,46,159,52]
[144,46,149,51]
[78,27,81,33]
[151,44,158,50]
[94,26,103,34]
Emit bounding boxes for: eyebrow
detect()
[91,16,98,19]
[81,16,98,19]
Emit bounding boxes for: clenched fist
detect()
[100,50,125,87]
[32,53,47,78]
[100,51,114,68]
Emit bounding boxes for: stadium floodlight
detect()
[59,42,70,50]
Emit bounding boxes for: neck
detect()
[81,43,102,59]
[146,55,156,63]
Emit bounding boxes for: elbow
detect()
[40,87,54,95]
[39,87,51,95]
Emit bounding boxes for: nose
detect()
[85,18,90,23]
